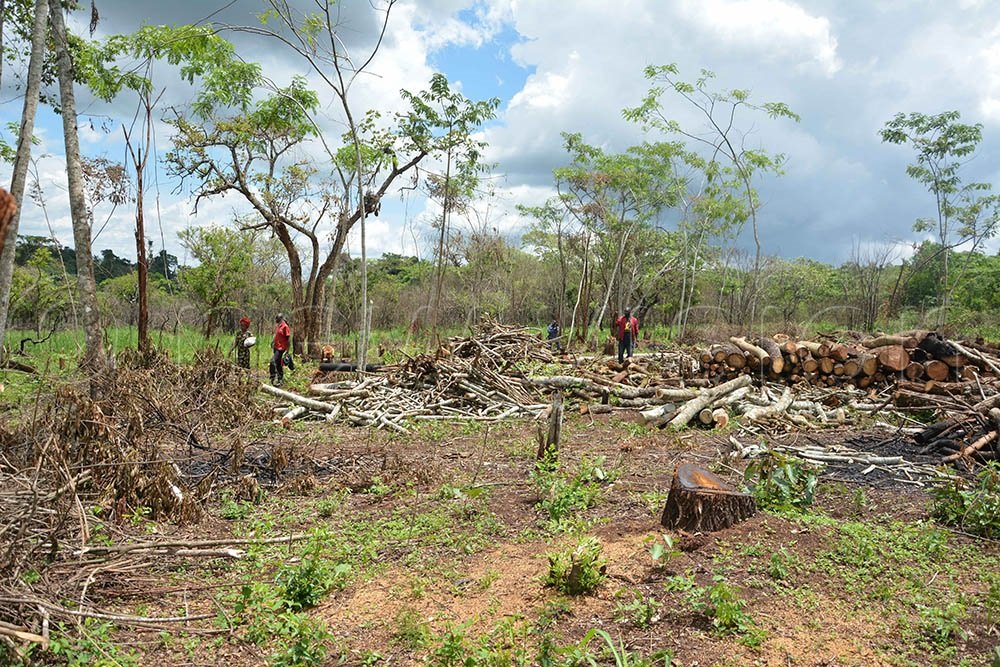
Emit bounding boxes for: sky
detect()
[2,0,1000,267]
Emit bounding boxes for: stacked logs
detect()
[697,331,1000,390]
[913,394,1000,464]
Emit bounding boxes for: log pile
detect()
[912,394,1000,465]
[696,331,1000,391]
[265,320,1000,468]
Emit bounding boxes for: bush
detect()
[930,463,1000,538]
[744,451,821,511]
[546,536,606,595]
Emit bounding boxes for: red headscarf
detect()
[239,316,251,328]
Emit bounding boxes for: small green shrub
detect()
[918,600,967,647]
[614,593,662,628]
[393,608,431,649]
[648,533,681,570]
[268,614,333,667]
[532,455,617,530]
[930,463,1000,538]
[546,536,606,595]
[744,451,821,511]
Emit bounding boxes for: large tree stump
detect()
[660,463,756,533]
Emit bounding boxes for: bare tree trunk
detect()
[50,1,105,369]
[0,0,49,353]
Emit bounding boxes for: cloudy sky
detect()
[2,0,1000,266]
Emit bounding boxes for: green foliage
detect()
[930,463,1000,538]
[275,532,351,610]
[546,536,606,595]
[647,533,681,570]
[917,600,968,648]
[614,592,662,628]
[568,628,676,666]
[392,608,431,649]
[767,547,799,581]
[46,620,139,666]
[177,225,257,337]
[532,456,616,531]
[744,451,821,512]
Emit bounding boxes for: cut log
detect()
[537,392,563,461]
[924,359,950,382]
[757,337,784,374]
[641,375,752,429]
[828,344,852,362]
[797,340,830,358]
[726,350,747,370]
[863,334,919,349]
[875,345,910,372]
[711,408,729,429]
[660,463,756,533]
[818,357,835,374]
[730,337,770,365]
[842,359,862,378]
[261,384,338,413]
[697,408,715,426]
[711,343,740,364]
[859,354,879,376]
[903,361,925,381]
[802,357,819,373]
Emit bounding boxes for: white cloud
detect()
[675,0,842,76]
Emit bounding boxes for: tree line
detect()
[1,2,998,367]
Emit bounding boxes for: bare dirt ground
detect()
[27,412,1000,667]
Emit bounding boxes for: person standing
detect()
[233,316,253,369]
[614,308,639,364]
[270,313,291,386]
[547,319,562,352]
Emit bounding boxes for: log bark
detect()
[863,335,918,349]
[537,392,563,461]
[261,384,338,413]
[730,337,769,365]
[797,340,830,358]
[757,337,784,374]
[660,374,752,430]
[660,463,756,533]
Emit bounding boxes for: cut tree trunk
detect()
[757,337,784,374]
[924,359,950,382]
[875,345,909,372]
[660,463,756,533]
[730,337,769,366]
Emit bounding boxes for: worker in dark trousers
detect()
[614,308,639,364]
[269,313,291,386]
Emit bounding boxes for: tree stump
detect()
[660,463,756,533]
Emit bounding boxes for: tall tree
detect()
[238,0,399,369]
[0,0,48,355]
[168,75,492,357]
[178,225,256,338]
[554,134,683,332]
[880,111,1000,324]
[400,73,498,336]
[49,0,104,368]
[624,64,799,324]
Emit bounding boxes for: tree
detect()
[398,73,498,337]
[624,64,799,324]
[554,134,683,337]
[178,226,255,338]
[49,0,104,369]
[0,0,48,356]
[168,74,492,357]
[237,0,401,369]
[880,111,1000,324]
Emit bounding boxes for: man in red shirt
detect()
[614,308,639,364]
[270,313,292,386]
